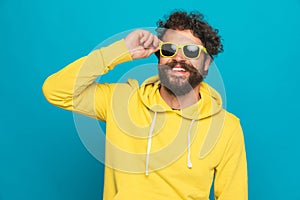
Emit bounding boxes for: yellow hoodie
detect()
[42,39,248,200]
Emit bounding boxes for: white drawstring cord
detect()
[187,119,195,169]
[145,112,157,176]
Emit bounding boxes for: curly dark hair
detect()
[156,10,223,57]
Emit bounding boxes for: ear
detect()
[204,55,212,71]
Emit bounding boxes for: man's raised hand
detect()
[124,29,160,60]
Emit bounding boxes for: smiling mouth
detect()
[169,67,189,77]
[172,67,186,72]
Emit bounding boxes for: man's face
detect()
[158,29,210,96]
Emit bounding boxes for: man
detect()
[43,11,248,200]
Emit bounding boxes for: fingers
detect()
[153,36,160,49]
[143,34,154,48]
[139,30,160,50]
[125,29,161,59]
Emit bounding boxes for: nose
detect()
[173,48,185,61]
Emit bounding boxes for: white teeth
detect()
[172,67,186,72]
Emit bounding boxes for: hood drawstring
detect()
[187,119,195,169]
[145,111,157,176]
[145,112,195,175]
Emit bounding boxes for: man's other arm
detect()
[42,39,132,120]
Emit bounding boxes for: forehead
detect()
[162,29,203,45]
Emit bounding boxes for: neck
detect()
[160,85,201,110]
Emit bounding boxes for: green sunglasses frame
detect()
[159,42,208,60]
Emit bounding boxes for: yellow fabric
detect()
[42,39,248,200]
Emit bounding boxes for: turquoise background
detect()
[1,0,300,199]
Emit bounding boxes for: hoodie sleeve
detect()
[42,39,132,120]
[214,122,248,200]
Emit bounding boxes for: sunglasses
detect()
[159,42,207,60]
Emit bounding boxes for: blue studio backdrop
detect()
[1,0,300,199]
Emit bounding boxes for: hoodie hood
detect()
[138,76,223,120]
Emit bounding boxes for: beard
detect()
[158,60,205,96]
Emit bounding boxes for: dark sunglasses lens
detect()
[161,44,177,57]
[183,45,200,58]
